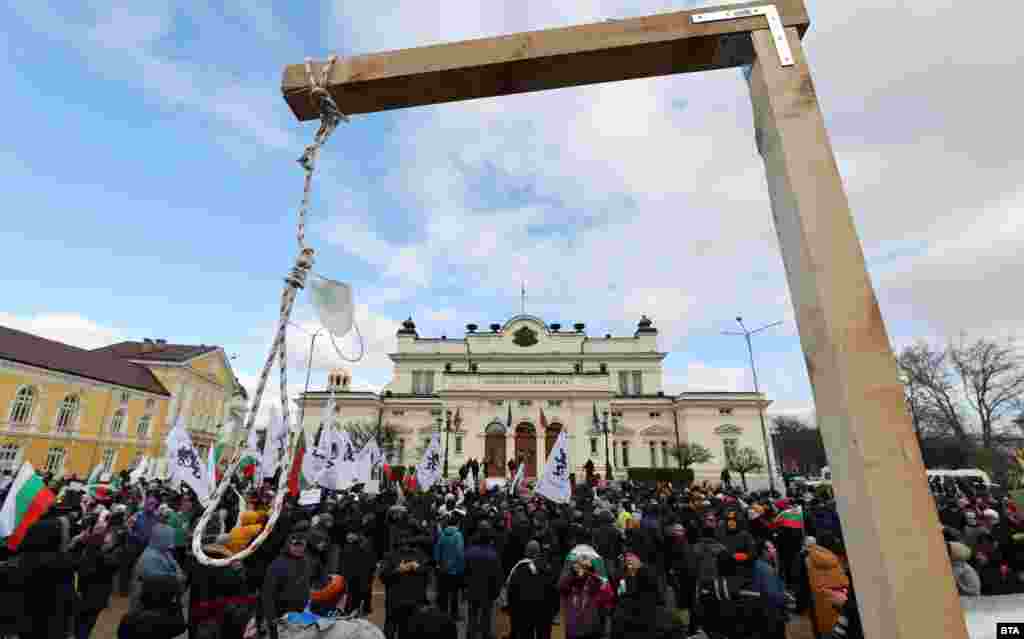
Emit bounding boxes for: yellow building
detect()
[0,327,244,480]
[0,325,172,479]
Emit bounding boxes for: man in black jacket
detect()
[381,532,431,639]
[261,529,312,639]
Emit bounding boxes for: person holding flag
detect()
[415,432,444,493]
[535,430,572,505]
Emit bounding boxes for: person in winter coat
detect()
[506,540,559,639]
[121,493,160,595]
[804,534,850,638]
[130,522,186,612]
[962,511,987,550]
[558,554,615,639]
[750,539,788,639]
[117,574,187,639]
[948,541,981,596]
[341,532,377,616]
[188,544,255,639]
[69,514,122,639]
[11,517,76,639]
[610,565,681,639]
[382,532,431,639]
[462,527,504,639]
[261,528,312,639]
[824,580,863,639]
[432,513,466,620]
[663,523,694,615]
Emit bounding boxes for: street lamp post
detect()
[444,409,452,479]
[602,409,614,481]
[294,325,327,450]
[723,316,782,494]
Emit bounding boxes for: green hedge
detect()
[626,468,693,484]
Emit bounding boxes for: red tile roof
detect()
[0,326,171,396]
[93,341,219,363]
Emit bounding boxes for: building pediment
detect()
[641,425,672,437]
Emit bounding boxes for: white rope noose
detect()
[190,55,344,567]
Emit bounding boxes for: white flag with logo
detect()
[415,433,443,491]
[129,457,149,485]
[261,407,289,482]
[332,429,360,491]
[355,440,381,487]
[165,417,212,504]
[509,461,525,495]
[318,427,355,490]
[304,397,336,486]
[535,430,571,504]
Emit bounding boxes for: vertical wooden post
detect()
[747,27,968,639]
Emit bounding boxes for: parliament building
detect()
[296,314,778,487]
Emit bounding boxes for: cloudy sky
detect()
[2,0,1021,426]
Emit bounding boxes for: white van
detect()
[926,468,994,487]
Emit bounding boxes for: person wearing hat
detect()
[463,522,503,639]
[507,539,559,639]
[188,543,253,638]
[260,524,313,639]
[341,530,377,616]
[382,529,431,639]
[433,511,466,621]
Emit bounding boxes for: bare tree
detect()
[897,342,970,444]
[770,415,827,474]
[727,447,765,492]
[949,334,1024,450]
[670,442,714,469]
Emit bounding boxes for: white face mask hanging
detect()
[310,275,354,337]
[309,274,365,362]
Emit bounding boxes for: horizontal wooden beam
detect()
[282,0,809,120]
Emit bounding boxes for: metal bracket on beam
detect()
[691,5,794,67]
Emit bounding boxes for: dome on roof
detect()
[328,368,351,391]
[397,316,417,336]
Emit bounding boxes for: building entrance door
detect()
[484,422,506,478]
[515,423,538,478]
[545,422,562,459]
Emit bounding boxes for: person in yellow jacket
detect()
[804,533,850,638]
[219,510,269,554]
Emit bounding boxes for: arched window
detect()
[9,386,36,424]
[55,394,80,432]
[0,443,20,473]
[137,414,152,438]
[110,408,126,435]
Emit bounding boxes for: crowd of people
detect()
[0,464,1022,639]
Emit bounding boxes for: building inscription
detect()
[480,376,571,385]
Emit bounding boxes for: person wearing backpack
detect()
[463,524,503,639]
[507,540,559,639]
[688,515,730,636]
[432,512,466,621]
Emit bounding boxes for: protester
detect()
[261,527,313,639]
[462,524,504,639]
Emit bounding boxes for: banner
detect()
[415,433,443,491]
[356,440,382,488]
[535,430,571,504]
[261,407,289,482]
[165,417,212,504]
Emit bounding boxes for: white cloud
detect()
[0,311,125,350]
[665,361,750,393]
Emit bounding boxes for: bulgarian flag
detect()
[238,426,261,479]
[774,506,804,529]
[209,443,225,483]
[287,433,306,497]
[0,463,56,550]
[86,484,112,501]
